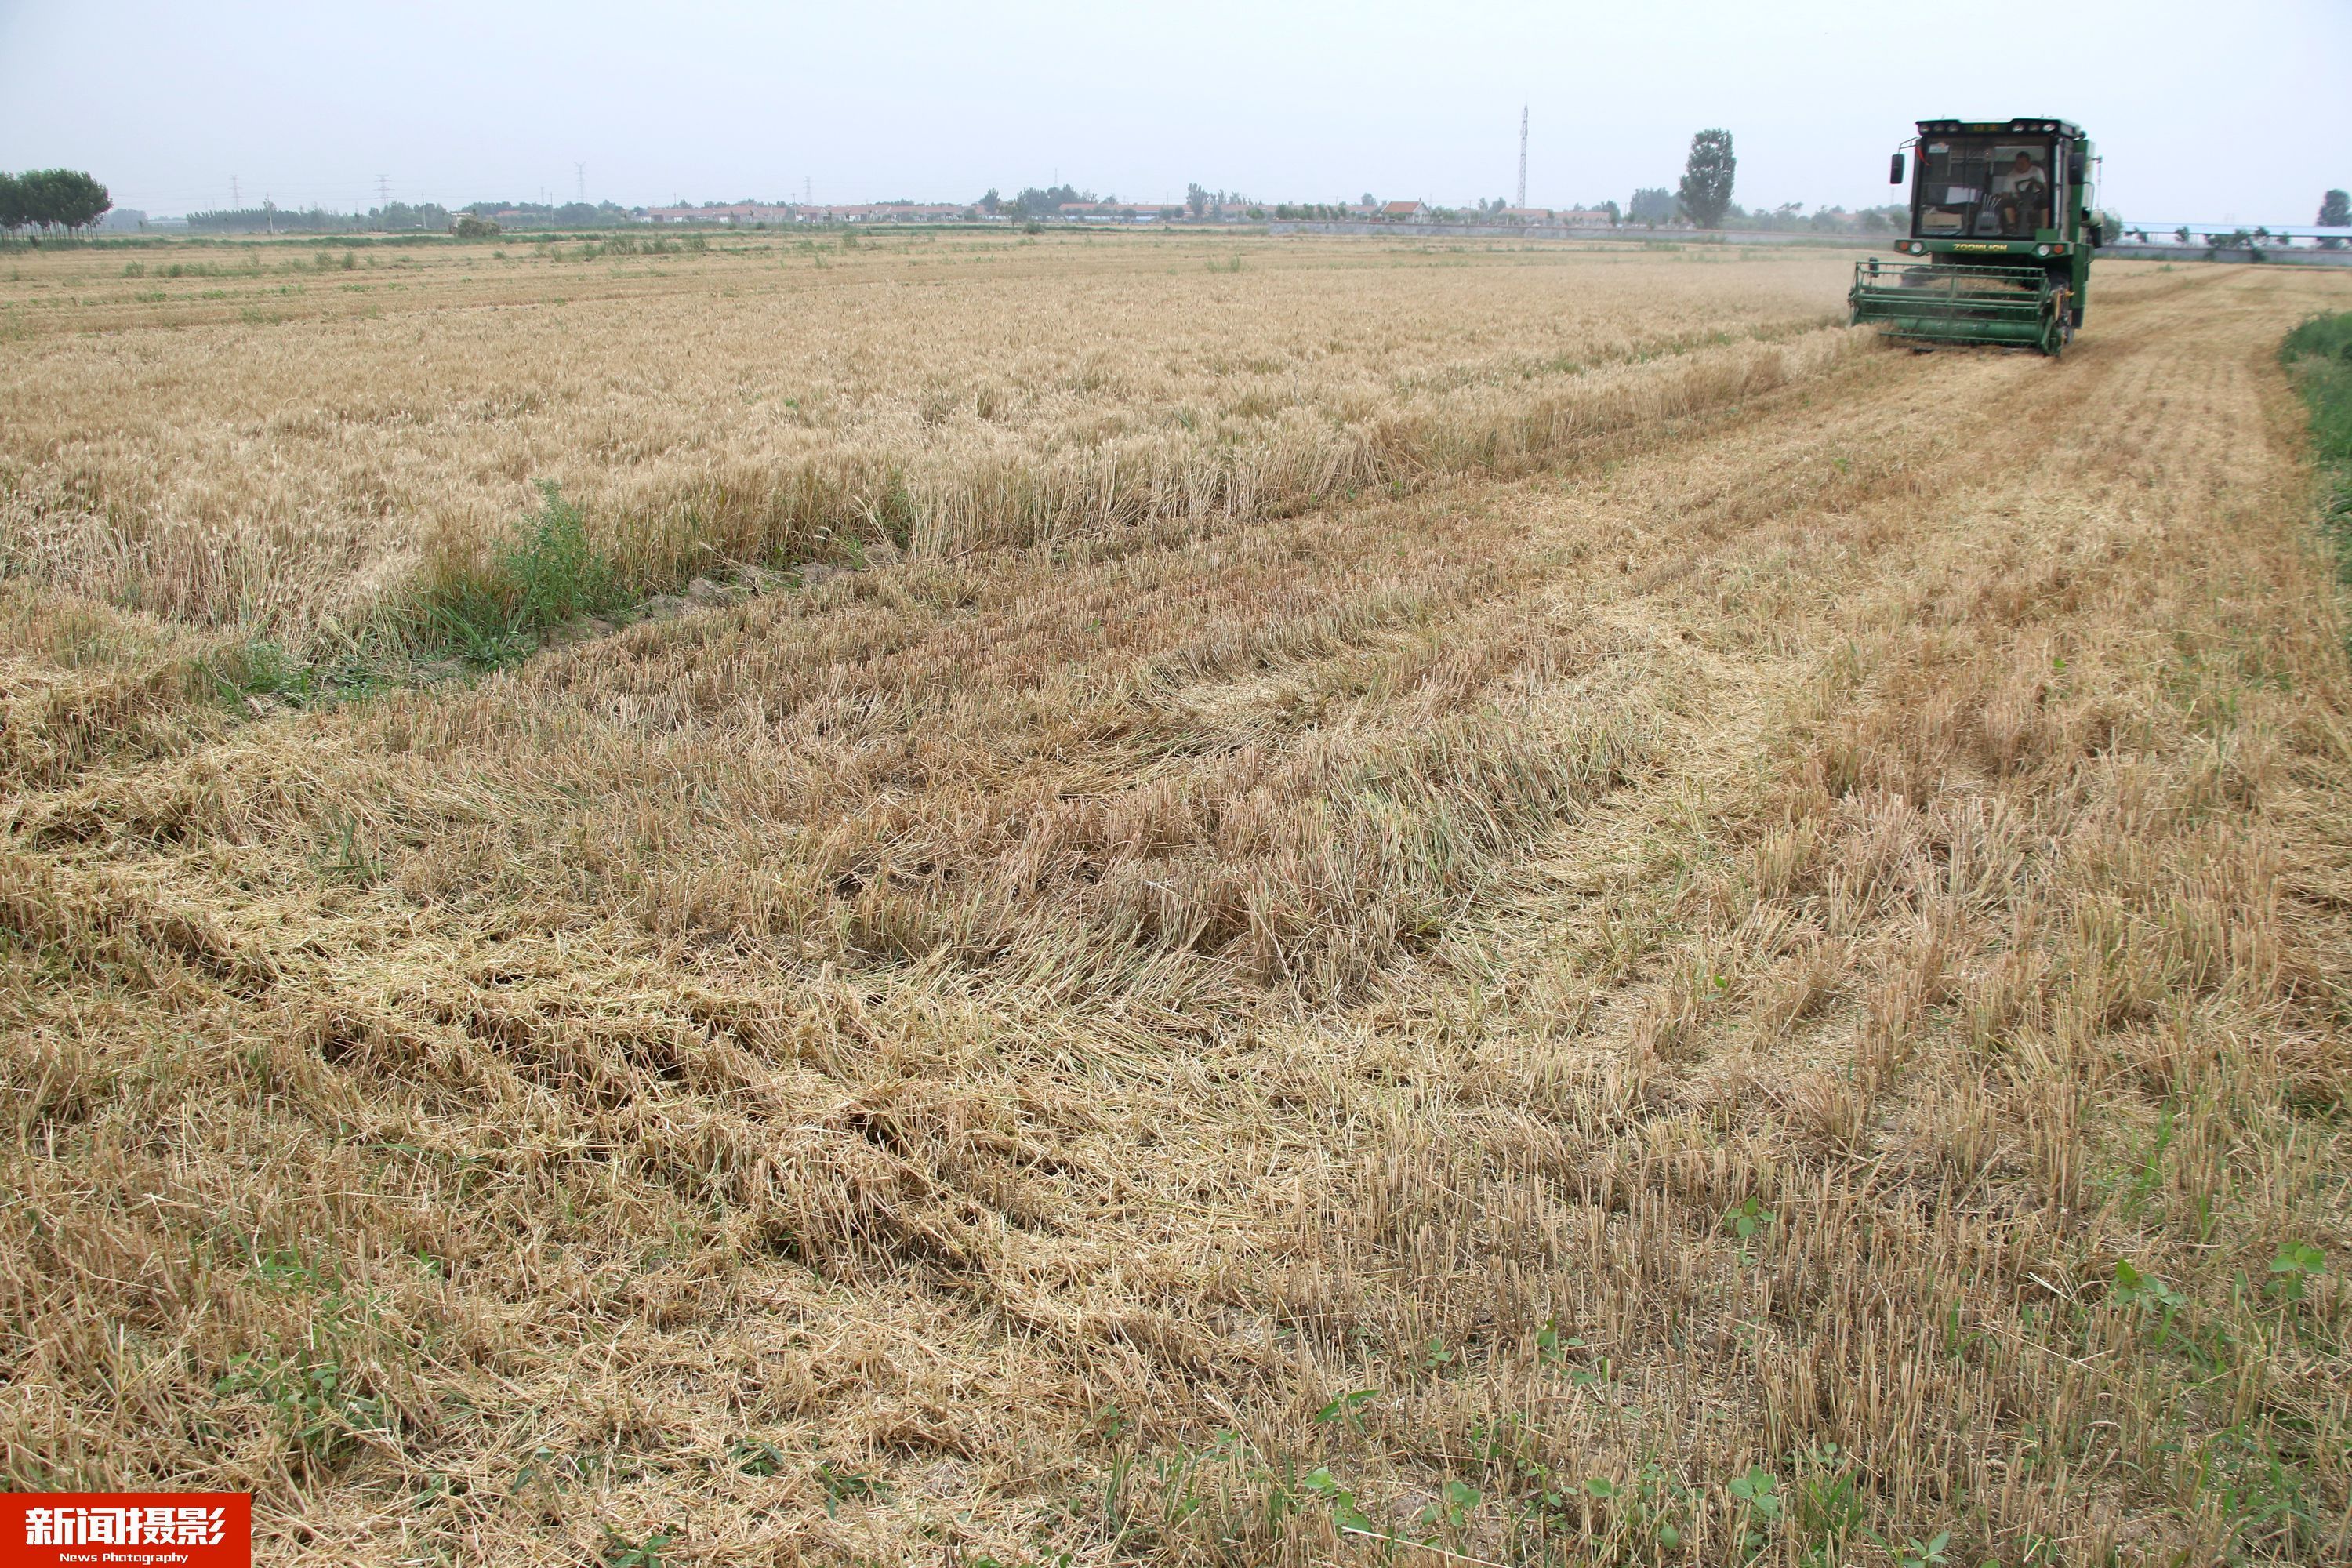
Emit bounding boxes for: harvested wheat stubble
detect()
[2,242,2350,1567]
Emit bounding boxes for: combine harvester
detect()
[1851,118,2103,356]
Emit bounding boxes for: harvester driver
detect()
[1993,152,2048,236]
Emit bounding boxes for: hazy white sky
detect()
[2,0,2343,223]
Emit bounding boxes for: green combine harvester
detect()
[1850,118,2104,355]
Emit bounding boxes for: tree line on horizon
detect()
[180,199,639,234]
[38,138,2326,243]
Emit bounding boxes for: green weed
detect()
[1890,1529,1952,1568]
[1791,1443,1863,1562]
[213,1352,385,1466]
[2193,1426,2321,1559]
[1298,1466,1376,1534]
[2266,1240,2325,1304]
[1312,1388,1376,1432]
[405,481,622,668]
[199,637,311,705]
[2111,1258,2187,1345]
[599,1526,677,1568]
[1581,1465,1691,1557]
[246,1246,328,1290]
[1418,1478,1482,1532]
[1727,1464,1783,1559]
[728,1437,786,1476]
[314,811,381,885]
[815,1461,887,1516]
[503,481,619,624]
[1725,1193,1777,1261]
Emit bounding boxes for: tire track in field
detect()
[1416,263,2298,1047]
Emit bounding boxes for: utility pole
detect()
[1517,104,1528,210]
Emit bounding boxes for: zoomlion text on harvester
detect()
[1849,118,2104,356]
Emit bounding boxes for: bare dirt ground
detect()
[3,249,2350,1565]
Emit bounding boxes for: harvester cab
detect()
[1849,118,2098,355]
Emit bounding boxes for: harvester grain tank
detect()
[1849,118,2103,355]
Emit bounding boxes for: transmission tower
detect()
[231,174,240,208]
[377,174,390,206]
[575,162,586,203]
[1517,105,1528,210]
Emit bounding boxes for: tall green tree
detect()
[1676,129,1736,229]
[0,172,27,239]
[18,169,111,234]
[2321,189,2350,248]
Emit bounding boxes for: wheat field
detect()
[2,233,1846,642]
[2,232,2350,1566]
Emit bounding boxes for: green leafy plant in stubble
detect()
[1725,1193,1777,1264]
[815,1461,889,1516]
[1893,1530,1953,1568]
[1113,1423,1316,1554]
[213,1351,387,1467]
[1312,1388,1377,1433]
[1565,1465,1693,1562]
[1727,1464,1783,1560]
[406,481,625,670]
[1537,1316,1606,1389]
[1298,1466,1377,1535]
[503,480,620,624]
[598,1526,677,1568]
[1769,1443,1864,1568]
[198,636,314,706]
[1420,1478,1484,1534]
[2266,1241,2326,1305]
[2110,1258,2187,1346]
[415,568,532,669]
[727,1436,787,1476]
[2189,1425,2321,1562]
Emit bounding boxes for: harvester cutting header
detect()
[1850,118,2103,355]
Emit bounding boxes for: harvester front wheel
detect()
[2041,287,2074,358]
